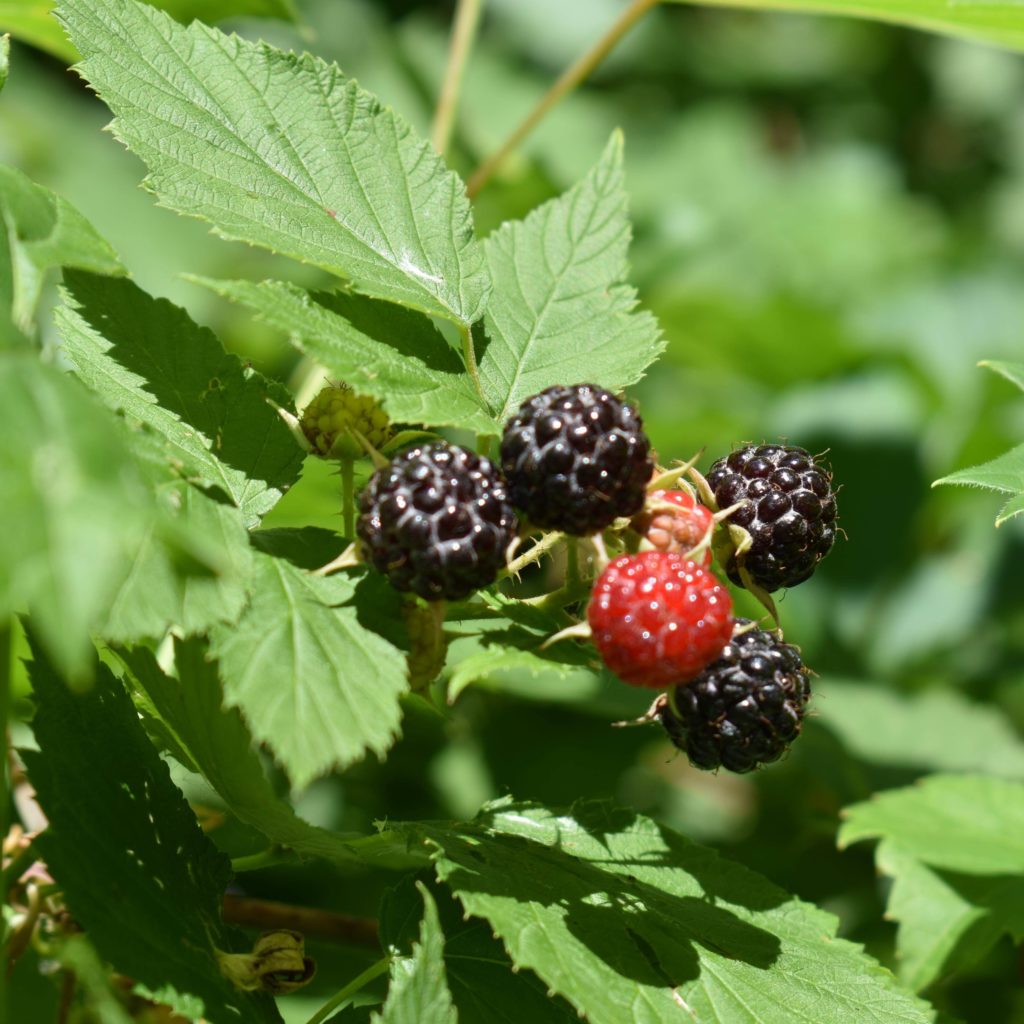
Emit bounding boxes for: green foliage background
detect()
[3,1,1024,1021]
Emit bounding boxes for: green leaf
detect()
[22,636,282,1024]
[0,164,123,331]
[56,271,304,528]
[840,775,1024,876]
[196,278,498,435]
[373,883,457,1024]
[840,777,1024,992]
[480,133,663,422]
[980,359,1024,393]
[665,1,1024,53]
[119,637,407,870]
[409,800,932,1024]
[0,0,298,64]
[59,0,488,327]
[102,483,253,642]
[0,353,156,681]
[934,443,1024,524]
[871,840,1024,993]
[813,679,1024,779]
[445,615,595,705]
[208,553,408,790]
[0,2,76,62]
[381,876,578,1024]
[0,33,9,92]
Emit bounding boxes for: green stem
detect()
[340,457,356,541]
[466,0,660,197]
[230,848,294,875]
[432,0,484,157]
[566,538,580,589]
[459,323,485,403]
[304,956,391,1024]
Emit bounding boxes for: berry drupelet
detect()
[500,384,654,535]
[658,620,811,773]
[357,444,518,601]
[706,443,836,592]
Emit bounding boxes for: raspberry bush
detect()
[2,2,1024,1022]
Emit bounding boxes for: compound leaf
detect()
[373,883,457,1024]
[59,0,488,326]
[840,776,1024,992]
[56,271,304,528]
[208,554,408,790]
[119,637,409,870]
[198,278,498,435]
[23,636,281,1023]
[480,133,663,422]
[406,800,932,1024]
[0,164,123,331]
[665,1,1024,53]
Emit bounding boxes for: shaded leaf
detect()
[480,133,663,422]
[56,272,304,528]
[0,164,123,331]
[0,33,8,92]
[373,883,457,1024]
[59,0,488,326]
[22,636,281,1023]
[407,799,931,1024]
[120,637,417,870]
[197,279,498,435]
[208,553,408,790]
[381,875,578,1024]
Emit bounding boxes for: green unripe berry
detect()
[300,383,390,460]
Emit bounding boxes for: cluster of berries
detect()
[305,382,836,774]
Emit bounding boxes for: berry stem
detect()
[566,537,580,588]
[431,0,484,157]
[503,531,565,576]
[303,956,392,1024]
[466,0,660,197]
[340,456,356,540]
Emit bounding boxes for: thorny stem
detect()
[503,531,565,576]
[466,0,660,197]
[304,956,392,1024]
[432,0,484,157]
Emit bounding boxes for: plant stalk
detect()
[459,322,486,402]
[222,894,379,948]
[304,956,391,1024]
[432,0,484,157]
[466,0,660,197]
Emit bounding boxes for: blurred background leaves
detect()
[4,1,1024,1021]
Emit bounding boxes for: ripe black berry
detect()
[357,444,518,601]
[658,621,811,773]
[500,384,654,535]
[706,443,836,592]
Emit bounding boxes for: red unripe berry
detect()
[632,490,713,564]
[587,551,734,689]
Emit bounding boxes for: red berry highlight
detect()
[587,551,734,689]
